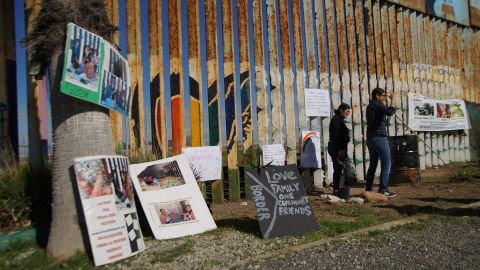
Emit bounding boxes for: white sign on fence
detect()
[182,146,222,181]
[262,144,286,166]
[304,88,330,117]
[407,93,470,131]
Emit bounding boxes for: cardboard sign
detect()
[246,165,319,238]
[73,156,144,266]
[262,144,286,166]
[305,88,330,117]
[300,131,322,168]
[129,155,216,240]
[182,146,222,181]
[61,23,131,116]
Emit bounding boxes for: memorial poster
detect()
[61,23,131,116]
[73,155,144,266]
[129,155,216,240]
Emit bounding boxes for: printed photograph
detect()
[153,200,196,225]
[436,103,451,118]
[451,103,464,118]
[137,160,186,191]
[74,159,112,200]
[100,72,130,115]
[65,24,101,91]
[106,45,128,82]
[104,157,135,210]
[414,101,434,116]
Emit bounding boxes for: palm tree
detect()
[23,0,117,259]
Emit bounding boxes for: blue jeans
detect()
[328,142,348,191]
[365,136,391,193]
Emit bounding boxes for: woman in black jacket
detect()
[328,103,351,194]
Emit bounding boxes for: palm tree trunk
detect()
[46,46,115,258]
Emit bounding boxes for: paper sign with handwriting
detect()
[182,146,222,181]
[262,144,286,166]
[304,88,330,117]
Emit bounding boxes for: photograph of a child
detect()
[104,157,135,210]
[137,160,186,191]
[154,200,196,225]
[436,103,451,118]
[74,159,112,200]
[100,71,130,115]
[65,24,101,91]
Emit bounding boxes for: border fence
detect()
[1,0,479,203]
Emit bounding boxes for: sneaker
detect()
[381,191,397,198]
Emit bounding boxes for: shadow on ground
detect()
[410,197,480,204]
[215,217,262,237]
[375,203,480,217]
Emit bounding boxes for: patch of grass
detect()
[0,241,94,270]
[393,221,428,232]
[297,206,394,244]
[205,259,223,266]
[157,239,194,263]
[367,230,385,237]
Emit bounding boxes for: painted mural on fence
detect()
[470,0,480,27]
[149,70,253,159]
[426,0,470,26]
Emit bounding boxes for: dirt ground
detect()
[211,161,480,222]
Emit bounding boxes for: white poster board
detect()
[408,93,470,131]
[73,155,144,266]
[304,88,330,117]
[300,131,322,169]
[182,146,222,181]
[129,155,216,240]
[262,144,286,166]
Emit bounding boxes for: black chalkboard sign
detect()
[246,165,319,239]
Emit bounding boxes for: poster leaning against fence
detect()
[129,155,217,240]
[61,23,131,116]
[73,155,144,266]
[408,93,471,131]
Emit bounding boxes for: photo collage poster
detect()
[73,155,144,266]
[129,155,217,240]
[408,93,471,131]
[61,23,131,116]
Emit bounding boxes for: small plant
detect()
[0,142,52,231]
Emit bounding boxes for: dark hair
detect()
[334,103,351,115]
[371,87,386,100]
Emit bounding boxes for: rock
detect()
[340,199,346,203]
[348,197,365,204]
[362,191,388,203]
[330,253,336,259]
[327,195,341,204]
[319,194,330,200]
[240,202,248,206]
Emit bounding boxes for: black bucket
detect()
[388,135,420,185]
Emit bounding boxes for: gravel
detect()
[244,216,480,270]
